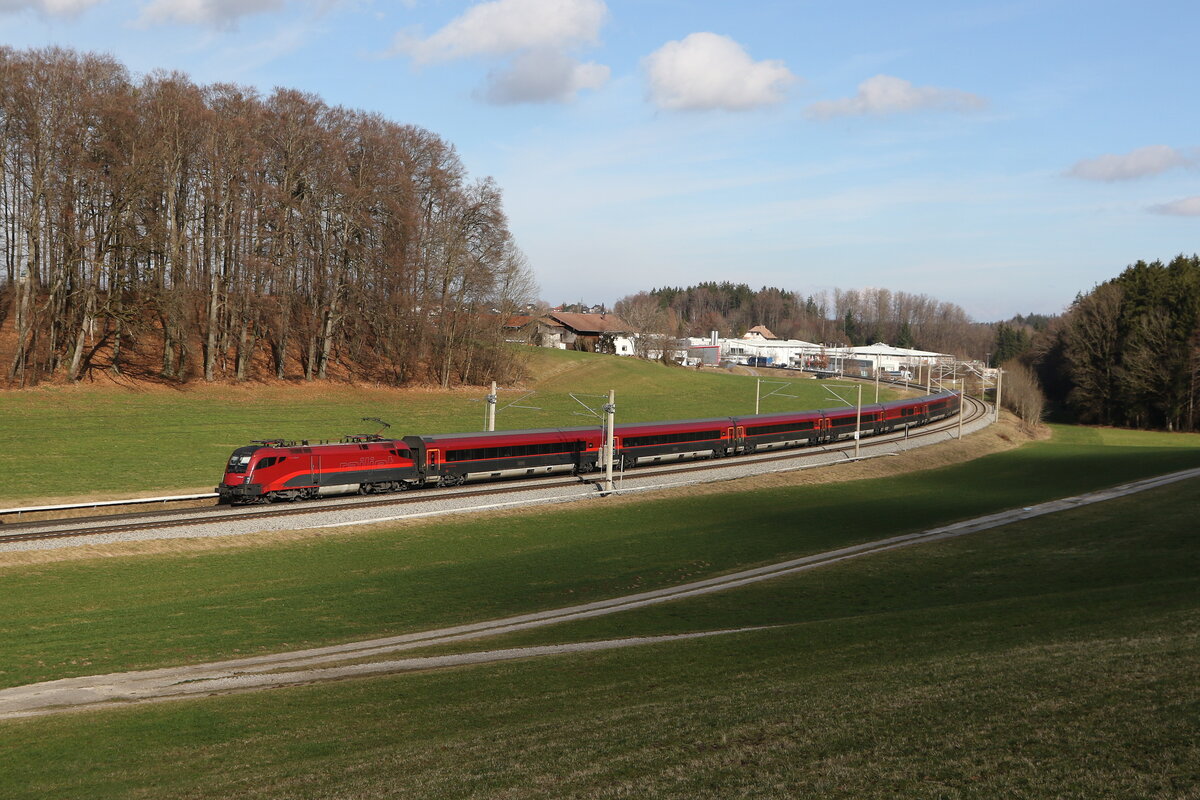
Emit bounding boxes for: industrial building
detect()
[683,329,951,375]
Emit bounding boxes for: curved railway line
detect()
[0,395,992,548]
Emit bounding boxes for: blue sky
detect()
[2,0,1197,321]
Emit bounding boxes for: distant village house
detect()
[509,311,636,356]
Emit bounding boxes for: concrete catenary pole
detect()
[755,378,761,415]
[994,368,1003,423]
[486,381,497,432]
[958,379,965,439]
[855,383,863,459]
[603,389,616,494]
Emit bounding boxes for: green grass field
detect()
[1,354,1197,798]
[0,348,900,502]
[1,431,1197,798]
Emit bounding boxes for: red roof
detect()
[504,315,534,328]
[546,312,631,334]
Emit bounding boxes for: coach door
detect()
[427,448,441,476]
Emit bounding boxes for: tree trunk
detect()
[316,286,341,380]
[204,268,222,381]
[7,271,33,382]
[235,317,256,381]
[67,288,96,381]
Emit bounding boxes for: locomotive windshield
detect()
[225,446,258,474]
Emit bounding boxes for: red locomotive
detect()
[217,391,961,504]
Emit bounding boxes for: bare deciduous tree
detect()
[999,359,1045,429]
[0,46,537,388]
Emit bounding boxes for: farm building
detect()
[521,312,636,355]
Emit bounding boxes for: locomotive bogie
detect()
[359,481,408,494]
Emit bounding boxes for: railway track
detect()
[0,395,991,547]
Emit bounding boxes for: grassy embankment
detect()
[1,424,1198,798]
[0,348,900,502]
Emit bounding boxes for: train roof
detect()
[879,391,957,408]
[613,416,734,434]
[733,409,824,424]
[823,404,886,417]
[236,439,406,453]
[403,426,599,445]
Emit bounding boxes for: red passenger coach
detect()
[611,417,734,469]
[878,396,924,430]
[735,409,825,452]
[877,391,960,430]
[402,427,603,486]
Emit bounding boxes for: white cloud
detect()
[806,74,985,119]
[136,0,284,28]
[1067,145,1193,182]
[1149,196,1200,216]
[479,48,608,105]
[394,0,606,63]
[642,32,795,112]
[0,0,100,15]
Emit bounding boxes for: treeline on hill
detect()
[1024,255,1200,431]
[0,47,536,388]
[615,282,993,357]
